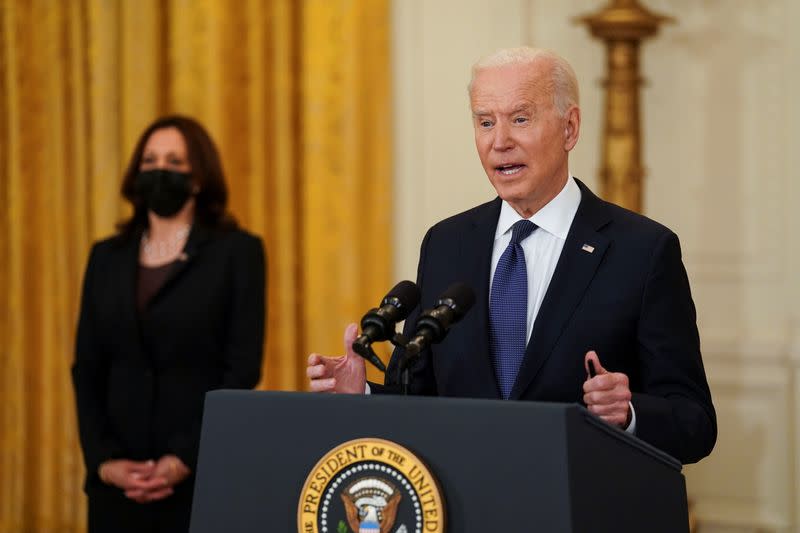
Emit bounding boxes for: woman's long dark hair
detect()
[117,115,237,237]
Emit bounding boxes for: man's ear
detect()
[564,106,581,151]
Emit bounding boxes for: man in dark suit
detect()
[308,47,716,464]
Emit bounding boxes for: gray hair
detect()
[468,47,579,116]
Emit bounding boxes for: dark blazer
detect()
[376,180,716,464]
[72,225,265,532]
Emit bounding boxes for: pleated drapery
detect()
[0,1,391,531]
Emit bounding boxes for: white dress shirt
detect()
[489,175,581,342]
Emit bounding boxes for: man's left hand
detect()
[583,350,632,428]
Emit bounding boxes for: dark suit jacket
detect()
[375,180,716,464]
[72,224,265,532]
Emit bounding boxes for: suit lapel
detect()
[459,198,502,397]
[509,181,612,400]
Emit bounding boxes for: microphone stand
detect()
[389,333,415,396]
[356,331,419,396]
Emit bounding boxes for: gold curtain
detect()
[0,1,391,531]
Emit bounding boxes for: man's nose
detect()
[492,122,514,151]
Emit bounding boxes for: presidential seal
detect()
[298,438,445,533]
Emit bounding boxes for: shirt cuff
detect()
[624,401,636,434]
[365,383,371,395]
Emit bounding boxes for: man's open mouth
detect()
[495,164,525,176]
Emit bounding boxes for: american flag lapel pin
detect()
[581,244,595,253]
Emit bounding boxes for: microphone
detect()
[404,282,476,357]
[352,280,420,371]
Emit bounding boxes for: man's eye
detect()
[480,120,492,128]
[514,117,527,124]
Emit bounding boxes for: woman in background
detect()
[72,115,266,532]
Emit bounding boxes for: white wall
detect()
[391,0,523,282]
[392,1,800,531]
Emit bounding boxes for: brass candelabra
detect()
[576,0,673,212]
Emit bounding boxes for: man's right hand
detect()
[307,323,367,394]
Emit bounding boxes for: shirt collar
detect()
[494,175,582,241]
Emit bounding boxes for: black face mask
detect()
[134,169,193,217]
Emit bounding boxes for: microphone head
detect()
[381,280,420,321]
[410,282,476,346]
[434,282,475,319]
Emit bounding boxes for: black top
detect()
[137,261,176,313]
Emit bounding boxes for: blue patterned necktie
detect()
[490,219,537,399]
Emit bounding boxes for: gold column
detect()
[576,0,672,212]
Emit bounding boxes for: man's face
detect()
[470,61,577,217]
